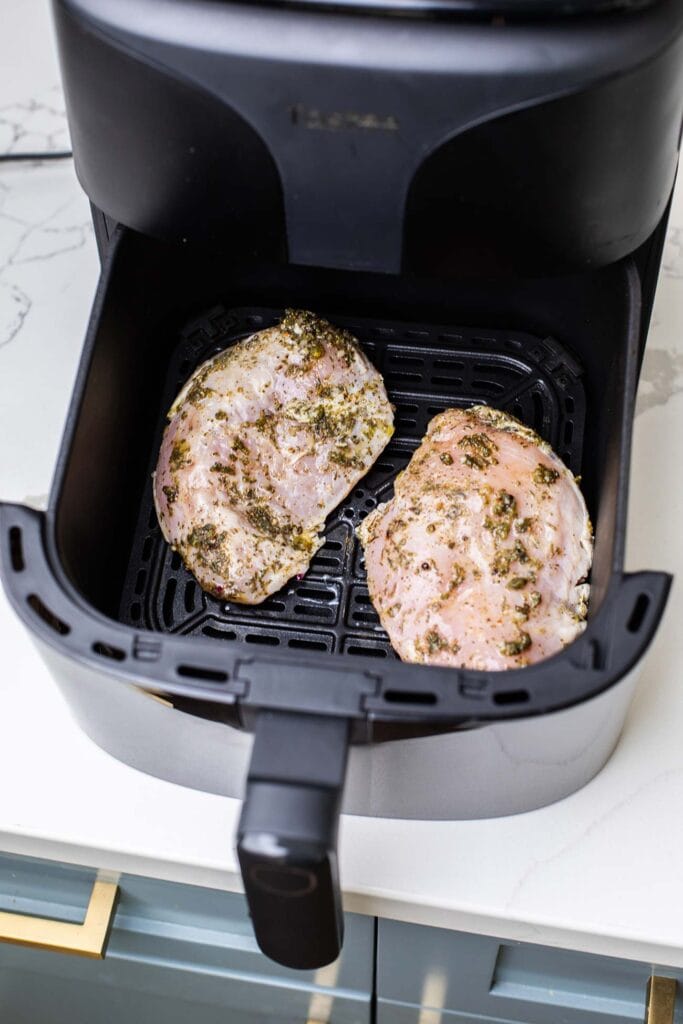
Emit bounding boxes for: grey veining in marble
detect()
[0,70,97,504]
[637,348,683,415]
[0,170,93,351]
[0,85,69,155]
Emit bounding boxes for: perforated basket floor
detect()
[120,307,586,661]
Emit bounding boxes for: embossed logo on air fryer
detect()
[289,104,399,131]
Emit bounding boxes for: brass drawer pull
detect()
[646,976,677,1024]
[0,880,118,959]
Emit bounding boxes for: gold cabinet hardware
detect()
[136,686,174,708]
[646,976,677,1024]
[0,880,118,959]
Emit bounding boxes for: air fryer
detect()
[1,0,682,971]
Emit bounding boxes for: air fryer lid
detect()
[53,0,683,273]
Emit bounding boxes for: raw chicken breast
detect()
[357,405,592,670]
[154,310,394,602]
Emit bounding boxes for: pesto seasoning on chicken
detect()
[154,310,394,603]
[357,405,593,671]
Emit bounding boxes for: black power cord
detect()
[0,150,73,163]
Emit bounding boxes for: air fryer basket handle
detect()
[237,710,349,970]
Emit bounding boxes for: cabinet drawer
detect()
[0,853,373,1023]
[378,920,682,1023]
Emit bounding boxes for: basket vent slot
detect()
[9,526,24,572]
[27,594,70,636]
[92,641,126,662]
[202,625,237,641]
[345,643,388,659]
[493,689,530,706]
[384,689,437,705]
[288,637,329,651]
[177,664,228,682]
[627,593,650,633]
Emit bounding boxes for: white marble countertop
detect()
[3,0,683,970]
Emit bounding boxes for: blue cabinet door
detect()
[378,920,682,1023]
[0,853,373,1024]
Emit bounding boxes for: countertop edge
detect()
[2,827,682,969]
